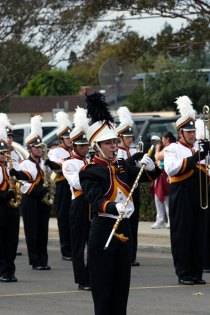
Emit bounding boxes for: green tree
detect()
[1,0,210,101]
[0,40,49,108]
[128,67,210,113]
[21,69,80,96]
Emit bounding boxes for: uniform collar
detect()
[93,155,117,166]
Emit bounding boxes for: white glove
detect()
[116,203,134,218]
[139,153,155,171]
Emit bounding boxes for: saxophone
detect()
[6,153,22,208]
[42,146,55,206]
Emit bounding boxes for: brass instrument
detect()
[104,141,156,250]
[42,146,55,206]
[136,136,144,153]
[199,105,210,209]
[6,153,22,208]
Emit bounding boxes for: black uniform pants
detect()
[130,187,140,263]
[169,181,205,280]
[88,217,132,315]
[0,203,19,276]
[70,196,90,285]
[55,180,72,257]
[203,200,210,269]
[22,195,50,266]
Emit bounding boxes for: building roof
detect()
[9,95,86,113]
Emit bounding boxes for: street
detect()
[0,240,210,315]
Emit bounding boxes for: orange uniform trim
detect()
[101,200,111,212]
[178,158,187,174]
[22,170,33,181]
[170,169,194,183]
[89,122,107,144]
[55,174,65,182]
[0,165,9,191]
[73,190,84,198]
[27,170,44,195]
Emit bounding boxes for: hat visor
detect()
[182,127,196,131]
[73,140,89,145]
[121,133,134,137]
[29,142,46,148]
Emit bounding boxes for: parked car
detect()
[42,127,60,147]
[114,114,178,152]
[135,116,179,152]
[12,122,58,145]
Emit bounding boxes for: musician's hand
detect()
[45,159,51,167]
[10,168,18,177]
[201,140,210,155]
[139,154,155,171]
[116,203,134,218]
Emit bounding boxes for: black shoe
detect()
[43,265,51,270]
[203,269,210,273]
[131,261,140,267]
[62,256,72,261]
[16,251,22,256]
[193,278,206,285]
[178,278,194,285]
[0,275,11,282]
[78,284,91,291]
[32,265,45,270]
[9,275,18,282]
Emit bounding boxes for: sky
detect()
[57,11,188,68]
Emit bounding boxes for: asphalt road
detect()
[0,241,210,315]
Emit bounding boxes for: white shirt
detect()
[19,158,44,194]
[62,155,86,199]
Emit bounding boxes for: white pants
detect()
[154,195,169,225]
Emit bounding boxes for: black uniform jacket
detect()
[79,156,161,217]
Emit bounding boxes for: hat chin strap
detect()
[180,129,192,146]
[94,142,114,162]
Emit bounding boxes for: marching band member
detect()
[164,96,208,285]
[79,92,161,315]
[0,113,20,170]
[0,127,19,282]
[115,106,142,267]
[0,113,22,256]
[46,112,73,261]
[10,116,51,270]
[62,106,91,291]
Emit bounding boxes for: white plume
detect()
[0,113,13,130]
[73,106,89,133]
[55,111,72,129]
[0,127,7,142]
[175,96,196,119]
[30,115,43,138]
[117,106,134,126]
[195,118,209,140]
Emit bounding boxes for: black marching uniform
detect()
[47,143,72,259]
[79,155,161,315]
[13,155,51,269]
[63,152,90,287]
[164,140,207,283]
[0,160,19,281]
